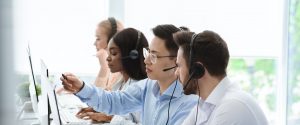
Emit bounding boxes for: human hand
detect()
[88,112,112,122]
[76,107,112,122]
[96,49,108,66]
[60,73,83,93]
[76,107,95,118]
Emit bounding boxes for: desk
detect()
[18,93,137,125]
[17,110,40,125]
[18,104,137,125]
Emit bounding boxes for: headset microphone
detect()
[162,65,177,72]
[183,71,196,90]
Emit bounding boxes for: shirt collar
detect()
[205,76,232,105]
[152,79,184,100]
[126,78,137,85]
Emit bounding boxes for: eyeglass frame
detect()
[143,48,176,64]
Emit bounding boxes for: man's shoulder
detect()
[212,93,268,125]
[180,94,199,104]
[215,90,266,120]
[221,89,256,106]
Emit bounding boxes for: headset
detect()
[183,33,206,90]
[122,30,141,60]
[108,17,117,41]
[188,33,204,125]
[189,33,205,79]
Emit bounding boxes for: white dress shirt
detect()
[182,76,268,125]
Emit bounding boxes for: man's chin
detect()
[147,73,160,81]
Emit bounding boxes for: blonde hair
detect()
[98,19,124,43]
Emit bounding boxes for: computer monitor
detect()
[15,45,40,122]
[40,59,51,125]
[27,45,39,103]
[47,84,63,125]
[28,74,38,113]
[48,84,91,125]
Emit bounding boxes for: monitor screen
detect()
[27,45,39,103]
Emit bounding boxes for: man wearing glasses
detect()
[61,24,198,125]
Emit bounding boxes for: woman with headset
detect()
[57,17,123,93]
[93,17,124,89]
[76,28,148,124]
[58,17,126,122]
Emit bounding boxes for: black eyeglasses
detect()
[143,48,176,64]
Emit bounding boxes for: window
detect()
[228,58,277,124]
[288,0,300,124]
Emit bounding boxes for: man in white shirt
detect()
[173,31,268,125]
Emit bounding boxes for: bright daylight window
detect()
[288,0,300,124]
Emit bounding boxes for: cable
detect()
[183,71,195,90]
[195,80,200,125]
[165,78,178,125]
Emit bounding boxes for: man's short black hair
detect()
[152,24,180,56]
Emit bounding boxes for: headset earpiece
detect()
[128,50,139,59]
[122,30,141,60]
[190,63,205,79]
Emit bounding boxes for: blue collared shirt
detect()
[76,78,198,125]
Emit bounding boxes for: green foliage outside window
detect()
[228,1,300,124]
[228,58,276,123]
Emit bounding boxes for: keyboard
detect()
[110,115,137,125]
[59,109,91,125]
